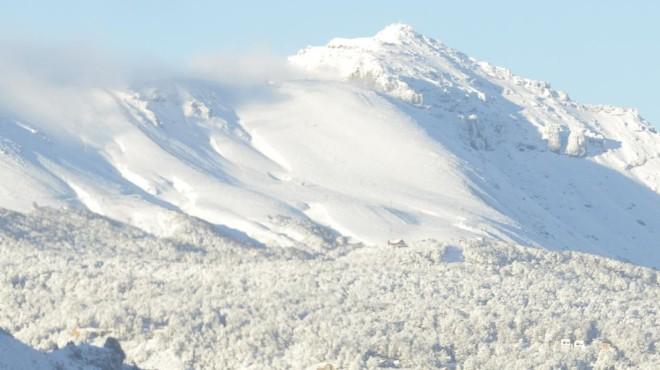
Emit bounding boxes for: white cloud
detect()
[0,40,307,123]
[186,50,305,85]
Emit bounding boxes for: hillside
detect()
[1,25,659,267]
[0,326,134,370]
[0,207,658,369]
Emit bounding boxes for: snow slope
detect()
[0,328,135,370]
[1,24,659,267]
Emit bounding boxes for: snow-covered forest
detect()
[1,207,658,369]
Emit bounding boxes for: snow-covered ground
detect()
[1,24,660,369]
[1,207,658,369]
[0,326,134,370]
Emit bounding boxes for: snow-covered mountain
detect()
[1,24,659,267]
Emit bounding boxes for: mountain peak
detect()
[374,23,420,44]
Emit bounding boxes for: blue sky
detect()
[2,1,658,125]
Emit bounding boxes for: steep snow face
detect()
[290,23,660,266]
[1,24,659,266]
[290,23,660,189]
[237,81,509,244]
